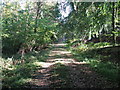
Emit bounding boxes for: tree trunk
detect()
[34,2,42,33]
[112,2,116,45]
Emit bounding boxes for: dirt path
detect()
[26,43,118,88]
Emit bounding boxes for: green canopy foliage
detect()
[2,2,59,56]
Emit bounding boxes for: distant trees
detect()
[2,1,120,57]
[61,2,120,44]
[2,1,59,57]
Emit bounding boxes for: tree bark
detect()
[112,2,116,45]
[34,2,42,33]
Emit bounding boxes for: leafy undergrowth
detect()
[1,46,51,88]
[50,63,72,88]
[2,62,38,88]
[68,42,120,83]
[89,60,119,82]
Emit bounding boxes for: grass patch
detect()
[2,61,39,88]
[1,45,51,88]
[68,42,120,82]
[89,60,119,82]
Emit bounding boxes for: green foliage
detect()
[69,43,119,82]
[1,1,120,88]
[89,60,119,82]
[2,62,37,88]
[2,2,58,57]
[2,2,60,88]
[93,42,111,48]
[1,44,51,88]
[62,2,120,44]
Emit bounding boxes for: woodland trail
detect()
[26,43,118,88]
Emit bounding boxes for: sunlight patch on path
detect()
[48,58,74,61]
[34,60,87,68]
[49,51,71,56]
[29,43,88,88]
[51,51,71,54]
[29,43,118,88]
[34,62,53,68]
[51,43,67,47]
[39,43,87,67]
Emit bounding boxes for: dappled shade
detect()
[1,1,120,89]
[24,43,118,88]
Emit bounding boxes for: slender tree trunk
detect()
[34,2,42,33]
[112,2,116,45]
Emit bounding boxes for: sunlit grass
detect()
[89,60,119,82]
[2,46,51,88]
[68,42,120,82]
[2,61,39,88]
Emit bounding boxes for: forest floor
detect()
[25,43,119,89]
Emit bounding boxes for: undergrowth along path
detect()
[26,43,118,88]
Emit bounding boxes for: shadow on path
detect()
[25,43,118,88]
